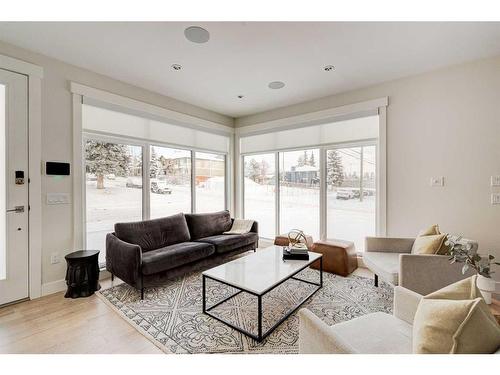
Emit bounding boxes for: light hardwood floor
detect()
[0,278,162,354]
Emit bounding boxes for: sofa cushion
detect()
[115,213,190,252]
[195,233,258,253]
[329,312,412,354]
[363,252,399,285]
[417,224,441,236]
[141,242,215,275]
[413,276,500,353]
[185,210,232,240]
[411,234,447,255]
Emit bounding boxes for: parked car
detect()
[336,188,355,200]
[126,177,143,188]
[86,173,97,181]
[151,181,172,194]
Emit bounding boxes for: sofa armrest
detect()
[365,237,415,253]
[393,286,422,325]
[298,309,354,354]
[399,254,475,295]
[106,233,143,288]
[250,220,258,234]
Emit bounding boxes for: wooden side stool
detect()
[274,233,314,249]
[310,239,357,276]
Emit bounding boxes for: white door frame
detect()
[0,54,43,300]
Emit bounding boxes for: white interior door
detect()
[0,69,29,306]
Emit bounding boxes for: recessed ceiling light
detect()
[171,64,182,71]
[184,26,210,44]
[268,81,285,89]
[237,95,244,99]
[324,65,335,72]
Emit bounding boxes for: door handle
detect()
[6,205,24,213]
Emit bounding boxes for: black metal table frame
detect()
[202,256,323,342]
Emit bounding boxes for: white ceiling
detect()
[1,22,500,117]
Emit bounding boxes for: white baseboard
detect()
[41,271,111,297]
[41,279,67,296]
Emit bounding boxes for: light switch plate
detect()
[492,193,500,205]
[50,252,60,264]
[491,176,500,187]
[47,193,70,205]
[430,176,444,187]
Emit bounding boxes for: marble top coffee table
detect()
[202,245,323,342]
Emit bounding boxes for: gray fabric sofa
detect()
[106,210,258,299]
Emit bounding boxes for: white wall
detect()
[0,40,233,289]
[237,55,500,279]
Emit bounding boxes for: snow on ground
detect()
[244,183,375,250]
[87,177,375,263]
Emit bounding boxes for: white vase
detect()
[476,275,499,305]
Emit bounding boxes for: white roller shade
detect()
[239,115,379,154]
[83,104,230,154]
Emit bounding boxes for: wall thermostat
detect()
[45,161,71,176]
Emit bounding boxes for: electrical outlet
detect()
[492,193,500,205]
[430,176,444,187]
[491,176,500,187]
[50,252,60,264]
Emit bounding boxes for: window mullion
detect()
[143,144,151,220]
[319,147,327,241]
[275,152,280,237]
[191,150,196,213]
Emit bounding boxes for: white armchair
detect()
[299,286,500,354]
[363,236,477,295]
[298,286,421,354]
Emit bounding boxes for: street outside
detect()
[244,180,375,250]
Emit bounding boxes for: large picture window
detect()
[195,152,226,213]
[240,115,380,250]
[243,153,276,239]
[150,146,191,219]
[81,102,230,266]
[85,139,143,264]
[326,145,376,251]
[279,149,320,239]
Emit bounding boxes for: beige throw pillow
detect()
[412,276,500,354]
[412,233,447,254]
[418,224,441,236]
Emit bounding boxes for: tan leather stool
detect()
[274,234,314,249]
[310,239,357,276]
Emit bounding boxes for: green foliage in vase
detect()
[446,234,500,278]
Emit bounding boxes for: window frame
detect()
[194,151,228,214]
[240,138,380,243]
[324,142,378,250]
[241,152,277,240]
[81,132,228,261]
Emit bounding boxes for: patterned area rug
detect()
[98,265,393,354]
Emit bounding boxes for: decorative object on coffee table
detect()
[274,231,313,249]
[446,234,500,304]
[310,239,357,276]
[64,250,101,298]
